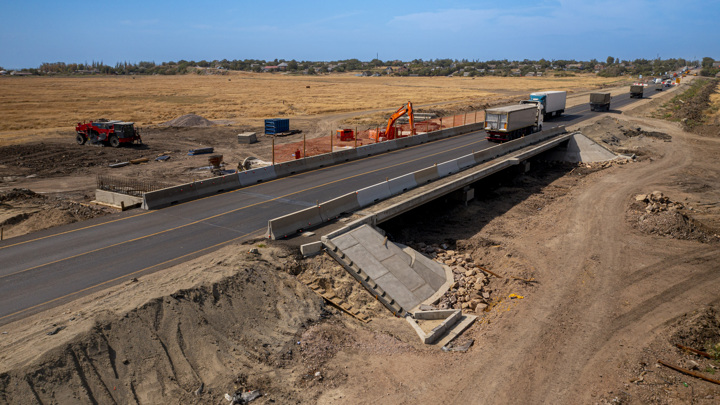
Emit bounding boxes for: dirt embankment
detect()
[0,245,331,404]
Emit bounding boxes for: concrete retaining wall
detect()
[94,190,143,210]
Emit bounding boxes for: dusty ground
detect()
[1,77,719,404]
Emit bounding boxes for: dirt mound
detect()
[628,191,719,243]
[672,307,720,353]
[0,188,113,238]
[0,253,326,404]
[580,116,671,147]
[162,114,215,127]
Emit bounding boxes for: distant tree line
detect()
[5,56,708,78]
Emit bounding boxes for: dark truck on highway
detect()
[589,92,611,111]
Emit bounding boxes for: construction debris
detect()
[657,359,720,385]
[675,343,713,358]
[188,147,214,156]
[304,279,370,323]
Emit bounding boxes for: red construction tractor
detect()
[75,120,142,147]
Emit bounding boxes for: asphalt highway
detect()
[0,89,660,324]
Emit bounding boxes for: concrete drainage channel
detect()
[285,128,621,346]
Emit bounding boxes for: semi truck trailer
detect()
[520,91,566,119]
[484,104,543,143]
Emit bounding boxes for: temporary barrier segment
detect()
[266,205,323,239]
[386,173,418,196]
[238,166,277,186]
[356,182,392,207]
[319,193,361,222]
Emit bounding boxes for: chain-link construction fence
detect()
[271,109,485,163]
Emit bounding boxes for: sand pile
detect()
[162,114,214,127]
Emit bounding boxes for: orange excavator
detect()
[369,101,415,141]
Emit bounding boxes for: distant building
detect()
[712,61,720,68]
[277,62,288,71]
[263,66,279,72]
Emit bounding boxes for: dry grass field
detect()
[0,72,625,146]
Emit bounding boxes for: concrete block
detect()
[413,166,439,185]
[192,173,241,195]
[437,160,460,177]
[356,182,392,207]
[273,159,308,177]
[238,166,277,186]
[425,309,463,344]
[319,193,360,221]
[386,173,417,196]
[237,132,257,144]
[304,152,335,168]
[413,309,459,320]
[456,154,476,170]
[142,183,200,209]
[300,241,324,256]
[94,190,143,210]
[331,148,358,164]
[267,205,323,239]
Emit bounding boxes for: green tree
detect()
[701,57,715,68]
[287,60,298,71]
[606,56,615,65]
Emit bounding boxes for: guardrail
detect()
[266,126,568,239]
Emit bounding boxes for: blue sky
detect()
[1,0,718,69]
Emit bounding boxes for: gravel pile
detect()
[162,114,214,127]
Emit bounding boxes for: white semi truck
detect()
[520,91,567,119]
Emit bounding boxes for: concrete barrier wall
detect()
[304,152,336,168]
[414,166,439,185]
[238,166,277,186]
[332,148,358,163]
[193,173,241,195]
[273,159,308,177]
[456,154,476,170]
[437,160,460,177]
[266,205,323,239]
[387,173,418,195]
[356,182,392,207]
[143,183,201,210]
[319,193,361,222]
